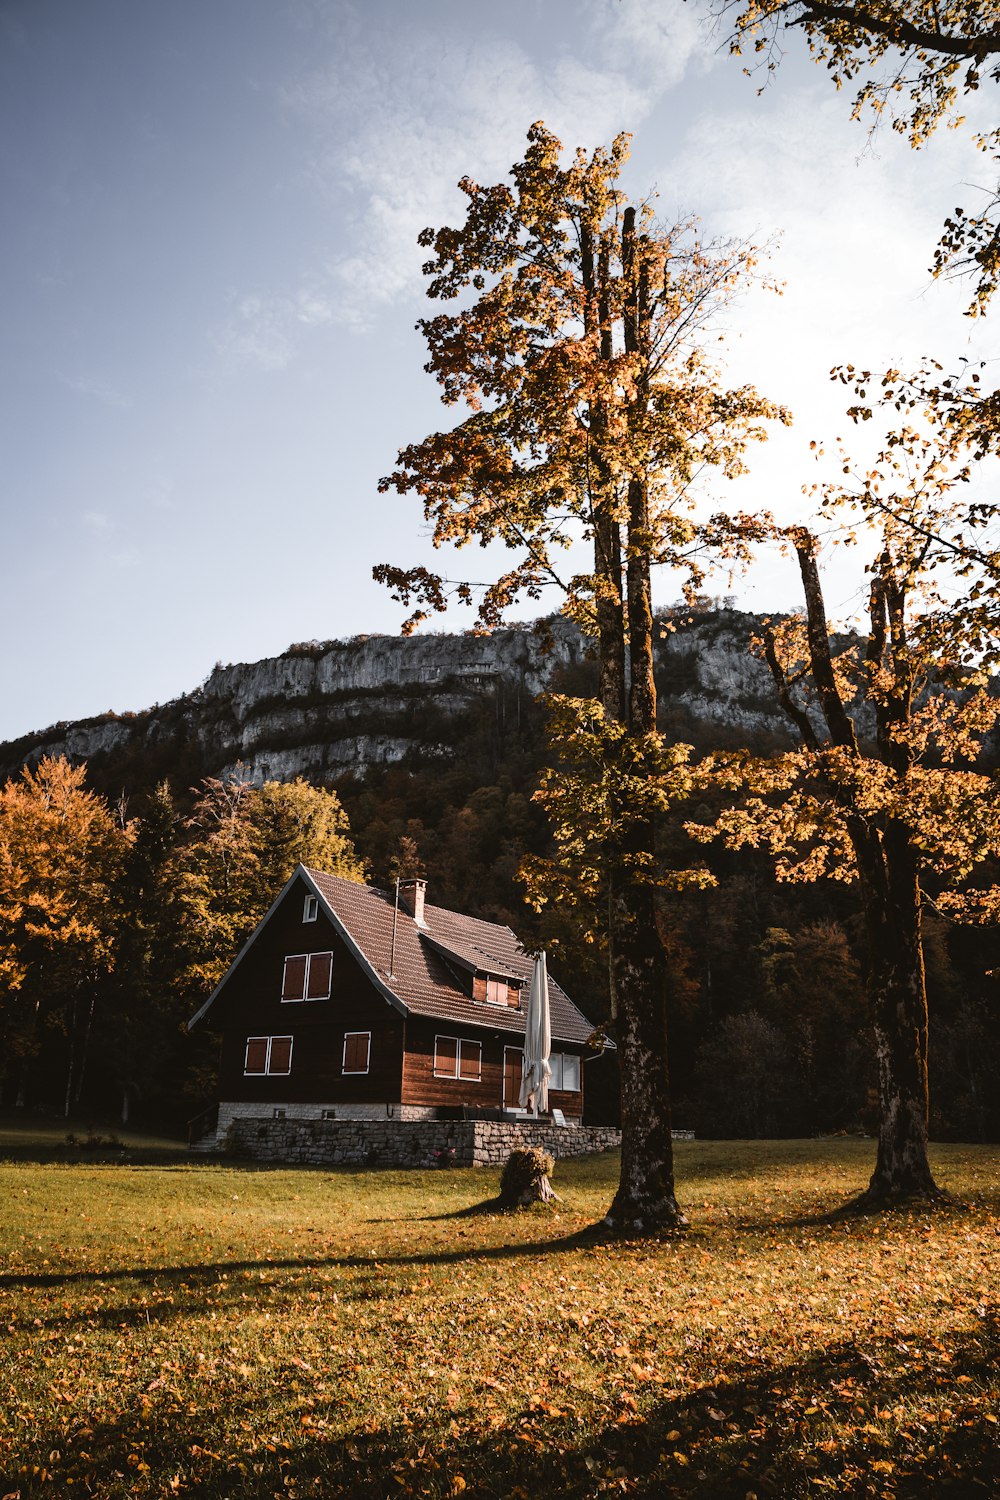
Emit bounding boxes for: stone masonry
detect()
[223,1116,622,1169]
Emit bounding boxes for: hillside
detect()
[0,609,800,794]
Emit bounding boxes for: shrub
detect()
[499,1146,556,1206]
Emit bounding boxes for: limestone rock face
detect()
[0,611,831,789]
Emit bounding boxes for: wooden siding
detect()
[402,1018,584,1118]
[214,874,404,1105]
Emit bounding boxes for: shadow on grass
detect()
[734,1188,991,1236]
[8,1314,1000,1499]
[0,1223,624,1297]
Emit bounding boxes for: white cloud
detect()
[233,0,715,347]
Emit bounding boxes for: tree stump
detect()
[499,1146,560,1206]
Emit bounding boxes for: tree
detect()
[377,122,785,1229]
[168,774,365,1002]
[0,757,131,1113]
[724,0,1000,310]
[689,433,1000,1199]
[100,779,179,1125]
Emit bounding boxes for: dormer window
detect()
[303,894,319,923]
[485,977,508,1006]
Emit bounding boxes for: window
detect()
[458,1039,482,1081]
[485,977,508,1006]
[343,1031,371,1074]
[303,894,319,922]
[282,951,333,1002]
[434,1035,481,1081]
[272,1108,286,1120]
[549,1052,581,1092]
[434,1036,458,1077]
[244,1035,293,1076]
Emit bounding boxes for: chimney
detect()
[398,878,427,927]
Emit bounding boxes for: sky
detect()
[1,0,994,742]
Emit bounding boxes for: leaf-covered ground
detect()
[1,1138,998,1498]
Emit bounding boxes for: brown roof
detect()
[305,867,596,1045]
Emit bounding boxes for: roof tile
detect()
[305,868,595,1044]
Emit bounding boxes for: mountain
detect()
[0,610,802,795]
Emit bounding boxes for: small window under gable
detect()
[282,952,333,1002]
[303,894,319,923]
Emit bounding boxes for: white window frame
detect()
[281,951,333,1003]
[434,1034,481,1081]
[342,1030,371,1075]
[303,894,319,923]
[485,976,508,1006]
[458,1038,482,1082]
[549,1052,581,1093]
[244,1035,294,1077]
[434,1034,460,1078]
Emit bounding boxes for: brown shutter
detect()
[343,1032,370,1073]
[282,955,307,1000]
[485,977,508,1006]
[434,1036,458,1076]
[306,951,333,999]
[458,1040,481,1081]
[245,1037,268,1074]
[268,1037,293,1074]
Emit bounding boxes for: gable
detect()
[188,868,407,1031]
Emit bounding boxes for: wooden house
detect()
[188,865,600,1144]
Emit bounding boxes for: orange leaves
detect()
[377,121,784,637]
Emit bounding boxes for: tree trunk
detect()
[72,992,96,1108]
[590,213,682,1231]
[855,825,941,1205]
[604,852,686,1230]
[63,995,78,1119]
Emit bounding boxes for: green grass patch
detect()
[1,1139,998,1497]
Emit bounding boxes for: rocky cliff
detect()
[0,611,818,793]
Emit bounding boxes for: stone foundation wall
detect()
[222,1116,622,1169]
[216,1100,435,1139]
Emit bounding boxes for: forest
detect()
[1,617,997,1147]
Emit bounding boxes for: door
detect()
[503,1046,524,1110]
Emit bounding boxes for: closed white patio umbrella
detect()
[519,951,552,1115]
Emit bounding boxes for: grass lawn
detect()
[1,1138,998,1498]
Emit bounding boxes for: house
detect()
[188,865,601,1146]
